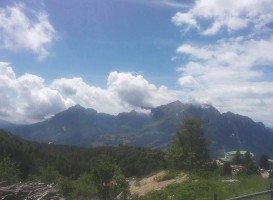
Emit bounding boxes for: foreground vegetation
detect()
[1,118,272,199]
[136,174,273,200]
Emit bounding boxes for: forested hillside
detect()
[0,129,165,180]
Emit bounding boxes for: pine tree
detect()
[232,151,242,165]
[259,154,270,170]
[221,162,232,176]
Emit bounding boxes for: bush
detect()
[28,165,60,183]
[190,169,213,179]
[0,156,21,184]
[239,163,259,176]
[57,177,73,197]
[70,173,98,199]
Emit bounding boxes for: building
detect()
[223,151,254,162]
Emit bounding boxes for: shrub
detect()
[0,156,21,184]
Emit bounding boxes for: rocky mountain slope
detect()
[4,101,273,158]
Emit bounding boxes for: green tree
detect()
[232,151,242,165]
[0,156,21,184]
[240,162,259,176]
[164,140,184,169]
[70,173,98,199]
[221,162,232,176]
[112,168,130,200]
[31,165,60,183]
[259,154,270,170]
[242,151,252,165]
[209,160,218,172]
[166,118,210,170]
[91,155,129,200]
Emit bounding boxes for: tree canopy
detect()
[165,117,210,170]
[259,154,270,170]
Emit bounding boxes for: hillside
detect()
[0,119,15,129]
[4,101,273,158]
[0,129,165,179]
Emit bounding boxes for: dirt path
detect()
[129,171,188,197]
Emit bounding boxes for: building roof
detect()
[226,151,254,157]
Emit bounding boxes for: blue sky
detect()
[0,0,273,126]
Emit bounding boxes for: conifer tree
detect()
[166,118,210,170]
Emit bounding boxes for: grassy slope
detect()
[136,175,273,200]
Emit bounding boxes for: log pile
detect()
[0,182,65,200]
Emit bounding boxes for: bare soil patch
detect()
[129,170,188,197]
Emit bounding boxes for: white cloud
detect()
[52,77,125,114]
[107,72,157,107]
[177,44,212,60]
[0,61,272,126]
[0,62,73,123]
[16,74,73,120]
[0,62,17,117]
[178,75,199,88]
[176,36,273,126]
[172,0,273,35]
[52,72,180,115]
[0,3,56,60]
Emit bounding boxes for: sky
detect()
[0,0,273,126]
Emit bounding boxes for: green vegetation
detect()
[91,155,130,200]
[135,175,273,200]
[0,116,271,200]
[0,129,165,199]
[0,129,165,179]
[165,118,210,170]
[0,156,21,184]
[221,162,231,176]
[230,151,259,176]
[259,154,270,169]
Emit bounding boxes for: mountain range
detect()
[3,101,273,159]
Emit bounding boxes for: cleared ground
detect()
[129,170,189,197]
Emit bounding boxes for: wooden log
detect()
[0,182,65,200]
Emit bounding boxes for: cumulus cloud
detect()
[51,77,125,114]
[107,72,157,107]
[175,36,273,126]
[172,0,273,35]
[0,62,73,123]
[52,72,180,115]
[16,74,73,120]
[0,3,56,60]
[0,64,182,123]
[178,75,199,88]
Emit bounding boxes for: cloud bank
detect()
[0,62,180,124]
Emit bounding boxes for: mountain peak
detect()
[168,100,183,106]
[69,104,85,110]
[162,100,184,110]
